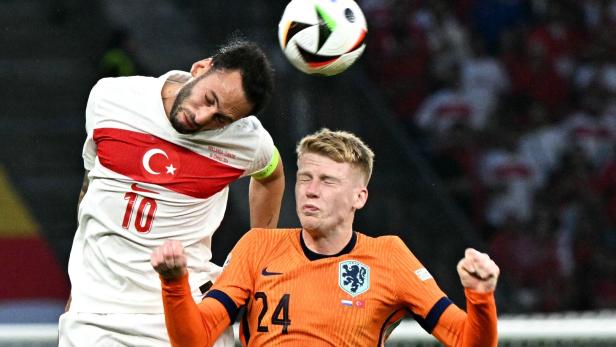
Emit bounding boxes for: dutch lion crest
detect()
[339,260,370,297]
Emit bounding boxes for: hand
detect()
[456,248,500,293]
[151,240,188,280]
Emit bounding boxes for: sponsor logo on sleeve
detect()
[414,268,433,281]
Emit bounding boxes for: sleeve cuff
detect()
[251,147,280,180]
[161,273,191,296]
[464,288,495,304]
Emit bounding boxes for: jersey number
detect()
[254,292,291,334]
[122,192,157,233]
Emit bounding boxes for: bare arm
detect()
[65,170,90,312]
[249,160,284,228]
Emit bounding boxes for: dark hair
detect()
[210,39,275,116]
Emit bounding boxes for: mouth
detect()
[302,204,319,214]
[183,110,198,128]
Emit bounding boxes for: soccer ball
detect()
[278,0,367,76]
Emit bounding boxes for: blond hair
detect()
[296,128,374,184]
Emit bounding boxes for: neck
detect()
[301,227,354,255]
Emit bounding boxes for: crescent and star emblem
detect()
[142,148,176,175]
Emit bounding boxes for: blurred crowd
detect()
[359,0,616,313]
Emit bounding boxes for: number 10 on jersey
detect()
[122,191,157,233]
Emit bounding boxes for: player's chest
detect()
[248,257,398,333]
[93,127,245,199]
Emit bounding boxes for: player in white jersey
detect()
[58,40,285,346]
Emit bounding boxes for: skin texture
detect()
[162,59,253,133]
[456,248,499,293]
[151,240,188,280]
[249,161,285,228]
[295,153,367,255]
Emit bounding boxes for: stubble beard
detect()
[169,78,199,134]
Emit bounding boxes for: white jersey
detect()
[68,71,277,313]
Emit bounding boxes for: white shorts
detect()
[58,311,234,347]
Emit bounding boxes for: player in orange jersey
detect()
[151,128,500,347]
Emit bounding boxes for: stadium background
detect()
[1,0,615,342]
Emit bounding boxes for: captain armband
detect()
[251,147,280,180]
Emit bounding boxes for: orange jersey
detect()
[162,229,497,347]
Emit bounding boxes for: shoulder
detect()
[231,228,298,261]
[358,233,407,250]
[94,75,153,89]
[92,75,157,99]
[202,116,270,144]
[241,228,298,245]
[212,116,274,153]
[226,116,269,138]
[356,233,415,260]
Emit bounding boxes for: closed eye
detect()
[214,114,233,125]
[297,173,311,182]
[323,179,338,185]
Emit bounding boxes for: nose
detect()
[304,180,320,198]
[194,105,216,125]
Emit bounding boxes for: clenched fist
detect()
[151,240,188,280]
[457,248,500,293]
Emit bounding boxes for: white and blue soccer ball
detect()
[278,0,368,76]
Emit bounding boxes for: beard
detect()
[169,77,201,134]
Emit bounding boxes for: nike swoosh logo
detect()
[131,183,159,194]
[261,267,283,276]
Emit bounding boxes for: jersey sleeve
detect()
[388,237,451,331]
[251,146,280,180]
[388,237,498,346]
[82,82,101,171]
[161,274,231,347]
[205,229,262,305]
[160,230,262,347]
[245,126,279,179]
[430,289,498,347]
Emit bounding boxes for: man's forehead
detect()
[200,69,252,119]
[198,69,243,92]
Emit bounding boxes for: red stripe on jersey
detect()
[94,128,243,198]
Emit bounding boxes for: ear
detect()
[353,187,368,210]
[190,58,213,78]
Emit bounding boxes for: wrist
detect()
[160,271,188,285]
[464,288,495,304]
